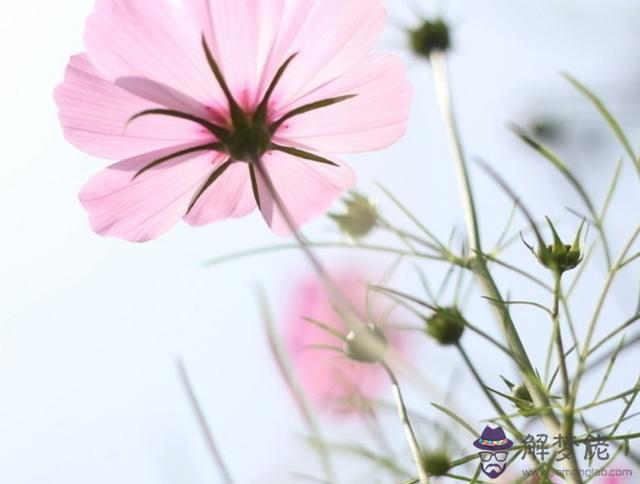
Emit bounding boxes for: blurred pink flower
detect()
[284,269,400,415]
[54,0,412,242]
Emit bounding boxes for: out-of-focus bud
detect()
[525,218,584,275]
[512,383,535,417]
[329,192,379,240]
[422,451,452,477]
[501,376,535,417]
[424,306,466,345]
[344,323,388,364]
[410,19,451,58]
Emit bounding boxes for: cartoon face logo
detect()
[473,426,513,479]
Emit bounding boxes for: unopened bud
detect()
[525,218,584,275]
[425,306,466,345]
[422,451,452,477]
[410,19,451,58]
[513,384,535,417]
[344,323,388,364]
[329,192,379,240]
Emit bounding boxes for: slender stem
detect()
[570,225,640,402]
[551,275,582,480]
[456,343,524,441]
[382,363,428,484]
[252,158,374,341]
[551,275,570,402]
[429,50,582,483]
[177,359,235,484]
[259,293,337,483]
[431,52,481,252]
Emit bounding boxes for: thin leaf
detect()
[591,335,626,403]
[302,317,347,341]
[377,183,448,252]
[511,123,597,217]
[563,73,638,170]
[431,402,478,437]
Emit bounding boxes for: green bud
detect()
[343,323,388,364]
[329,192,379,240]
[512,384,535,417]
[425,306,466,345]
[533,218,584,274]
[422,451,452,477]
[410,19,451,58]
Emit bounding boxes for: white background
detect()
[1,0,639,482]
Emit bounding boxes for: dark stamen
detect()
[270,94,357,133]
[201,35,244,125]
[187,159,233,214]
[271,144,339,167]
[249,164,261,209]
[128,109,229,140]
[133,142,224,180]
[253,53,299,124]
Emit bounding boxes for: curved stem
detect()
[382,363,428,484]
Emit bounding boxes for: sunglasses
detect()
[479,451,508,462]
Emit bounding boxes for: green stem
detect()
[431,52,481,252]
[551,275,582,482]
[429,50,582,483]
[456,343,528,445]
[383,364,429,484]
[570,225,640,407]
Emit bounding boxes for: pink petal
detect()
[273,55,413,153]
[184,0,286,110]
[184,0,385,111]
[183,162,257,225]
[284,269,403,415]
[54,54,210,160]
[256,150,356,236]
[79,145,219,242]
[84,0,226,113]
[264,0,386,107]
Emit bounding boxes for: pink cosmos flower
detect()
[284,268,401,415]
[54,0,412,242]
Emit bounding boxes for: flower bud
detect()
[410,19,451,58]
[329,192,379,240]
[526,218,584,275]
[422,451,452,477]
[502,376,535,417]
[343,323,388,364]
[512,383,535,417]
[425,306,466,345]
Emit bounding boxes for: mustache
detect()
[484,464,502,471]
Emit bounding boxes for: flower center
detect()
[126,39,357,214]
[224,117,272,162]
